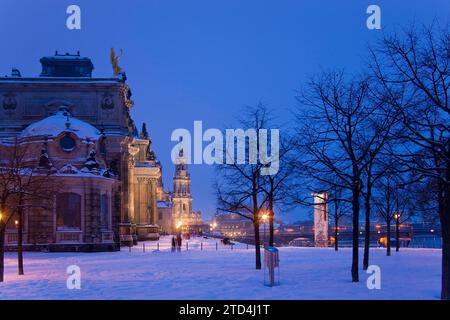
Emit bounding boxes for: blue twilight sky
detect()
[0,0,448,222]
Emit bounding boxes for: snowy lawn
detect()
[0,236,442,300]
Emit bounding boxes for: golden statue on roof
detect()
[110,48,123,76]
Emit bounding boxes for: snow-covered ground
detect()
[0,236,442,300]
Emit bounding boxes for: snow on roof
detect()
[19,108,100,140]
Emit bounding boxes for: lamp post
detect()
[395,183,404,252]
[394,213,400,252]
[261,212,268,248]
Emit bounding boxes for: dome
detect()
[20,107,100,140]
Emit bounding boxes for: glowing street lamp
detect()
[176,220,182,230]
[261,211,269,247]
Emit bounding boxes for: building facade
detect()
[0,52,162,251]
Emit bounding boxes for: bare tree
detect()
[374,170,399,256]
[294,71,397,282]
[328,186,350,251]
[369,22,450,299]
[260,134,294,247]
[0,138,54,280]
[215,103,272,269]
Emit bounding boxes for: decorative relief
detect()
[101,93,114,110]
[119,84,134,109]
[3,93,17,110]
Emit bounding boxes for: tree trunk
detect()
[253,218,262,270]
[269,192,274,247]
[351,184,360,282]
[0,225,4,282]
[0,201,5,283]
[334,217,339,251]
[395,218,400,252]
[440,181,450,300]
[17,206,24,275]
[363,186,371,270]
[441,219,449,299]
[386,218,391,256]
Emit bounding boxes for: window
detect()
[60,133,76,152]
[56,193,81,230]
[100,194,109,229]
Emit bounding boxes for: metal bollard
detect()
[157,242,160,251]
[216,242,218,251]
[231,244,233,250]
[186,242,189,251]
[129,245,131,252]
[201,242,203,251]
[143,243,145,252]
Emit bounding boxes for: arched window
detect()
[56,192,81,230]
[100,193,109,229]
[59,133,76,152]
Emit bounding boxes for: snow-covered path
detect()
[0,237,442,300]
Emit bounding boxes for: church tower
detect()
[172,148,193,231]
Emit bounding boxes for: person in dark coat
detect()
[171,236,176,252]
[176,233,182,251]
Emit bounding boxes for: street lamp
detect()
[394,213,400,252]
[261,212,268,248]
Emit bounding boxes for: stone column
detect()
[119,140,139,246]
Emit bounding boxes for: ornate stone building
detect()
[0,52,162,251]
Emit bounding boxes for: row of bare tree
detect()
[0,140,54,282]
[215,22,449,299]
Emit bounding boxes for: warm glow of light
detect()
[261,213,268,221]
[176,221,182,229]
[15,220,18,225]
[430,229,435,233]
[0,213,2,221]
